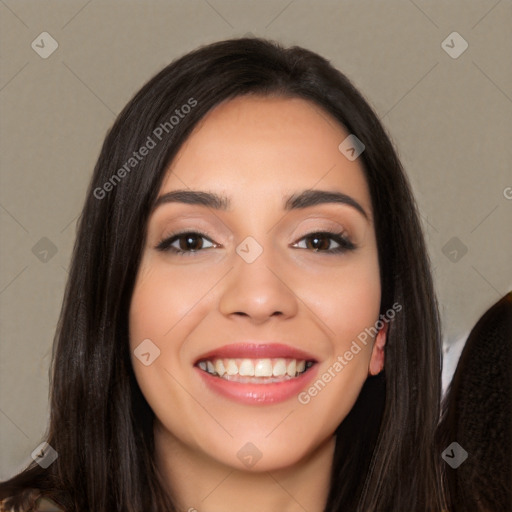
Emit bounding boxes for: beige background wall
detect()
[1,0,511,479]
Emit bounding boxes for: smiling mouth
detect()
[196,357,316,384]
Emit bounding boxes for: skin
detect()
[129,95,387,512]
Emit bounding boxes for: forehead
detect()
[160,95,371,213]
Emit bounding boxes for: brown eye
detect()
[156,231,216,255]
[304,233,331,251]
[293,231,356,254]
[176,233,205,251]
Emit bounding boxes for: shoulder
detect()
[0,496,65,512]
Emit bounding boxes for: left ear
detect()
[368,320,388,376]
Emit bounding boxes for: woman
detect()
[0,37,446,511]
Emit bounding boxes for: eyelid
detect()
[292,217,354,239]
[159,228,216,242]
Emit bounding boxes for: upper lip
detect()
[195,342,318,364]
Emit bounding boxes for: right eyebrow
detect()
[152,190,230,213]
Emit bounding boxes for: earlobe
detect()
[369,321,388,376]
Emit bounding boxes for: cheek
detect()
[129,259,215,348]
[294,249,381,420]
[305,254,381,349]
[128,261,187,403]
[128,258,220,405]
[330,276,381,350]
[128,262,211,443]
[296,264,381,434]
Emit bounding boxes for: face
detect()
[129,95,386,472]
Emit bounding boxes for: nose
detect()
[218,247,299,324]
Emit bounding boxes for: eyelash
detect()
[155,230,356,256]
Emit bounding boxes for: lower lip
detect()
[195,365,319,405]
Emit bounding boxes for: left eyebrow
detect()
[284,189,368,219]
[152,188,368,220]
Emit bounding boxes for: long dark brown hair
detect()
[437,292,512,511]
[0,37,446,511]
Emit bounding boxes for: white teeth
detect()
[287,359,296,377]
[239,359,255,376]
[254,359,273,377]
[226,360,238,376]
[215,359,226,377]
[272,358,287,377]
[197,357,313,380]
